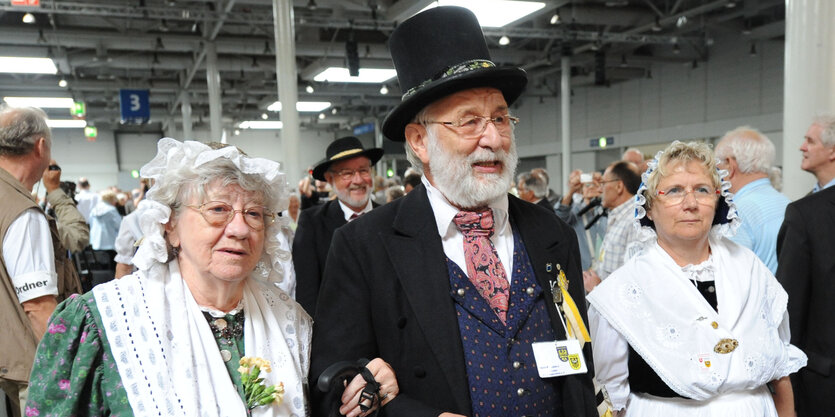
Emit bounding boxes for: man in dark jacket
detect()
[292,136,382,315]
[310,7,597,417]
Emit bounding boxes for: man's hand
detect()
[339,358,399,417]
[22,294,58,340]
[582,269,602,293]
[42,159,61,192]
[298,176,313,197]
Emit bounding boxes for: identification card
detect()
[531,339,588,378]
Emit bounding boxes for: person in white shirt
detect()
[74,177,99,222]
[0,105,82,417]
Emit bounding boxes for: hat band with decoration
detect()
[329,148,364,160]
[402,59,496,100]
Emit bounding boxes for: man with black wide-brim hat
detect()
[292,136,382,315]
[311,6,597,417]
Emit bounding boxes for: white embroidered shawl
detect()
[93,261,312,417]
[587,237,806,401]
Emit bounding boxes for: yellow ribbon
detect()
[558,270,591,345]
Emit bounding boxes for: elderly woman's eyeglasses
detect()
[186,201,275,230]
[656,186,719,206]
[422,114,519,138]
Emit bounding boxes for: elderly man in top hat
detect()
[310,7,597,417]
[292,136,383,315]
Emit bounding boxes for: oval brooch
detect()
[714,338,739,354]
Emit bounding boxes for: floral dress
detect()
[26,292,248,417]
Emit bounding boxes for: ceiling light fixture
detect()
[0,57,57,74]
[239,121,283,129]
[267,101,332,112]
[749,43,757,57]
[672,43,681,54]
[676,16,688,28]
[419,0,546,28]
[3,96,74,108]
[498,35,510,46]
[46,119,87,128]
[549,11,560,25]
[620,55,627,67]
[604,0,629,6]
[312,67,397,83]
[234,129,241,135]
[58,79,68,88]
[155,37,165,50]
[305,84,314,94]
[379,84,389,95]
[307,0,317,10]
[261,113,269,120]
[22,13,35,24]
[318,113,326,120]
[331,107,338,115]
[725,1,736,8]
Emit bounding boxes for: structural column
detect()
[180,90,193,141]
[560,54,571,195]
[205,42,223,142]
[782,0,835,200]
[273,0,301,185]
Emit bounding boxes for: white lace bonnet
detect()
[131,138,292,284]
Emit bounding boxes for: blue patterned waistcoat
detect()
[446,230,564,417]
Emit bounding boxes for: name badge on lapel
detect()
[532,339,588,377]
[531,263,590,378]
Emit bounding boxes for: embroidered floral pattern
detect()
[402,59,496,99]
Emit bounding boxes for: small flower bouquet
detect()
[239,356,285,410]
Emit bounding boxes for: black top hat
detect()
[381,6,528,142]
[311,136,384,181]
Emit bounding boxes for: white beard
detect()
[335,183,371,209]
[425,128,518,209]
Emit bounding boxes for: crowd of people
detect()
[1,5,833,417]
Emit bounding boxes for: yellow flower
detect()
[238,366,249,375]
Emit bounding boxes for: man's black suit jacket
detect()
[293,199,379,315]
[536,197,556,214]
[776,185,835,417]
[310,184,597,417]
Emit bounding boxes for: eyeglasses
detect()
[330,166,372,181]
[600,178,621,184]
[186,201,275,231]
[656,186,719,206]
[422,114,519,138]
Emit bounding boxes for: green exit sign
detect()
[84,126,97,138]
[590,136,614,148]
[71,101,86,118]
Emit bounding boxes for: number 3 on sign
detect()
[130,94,141,111]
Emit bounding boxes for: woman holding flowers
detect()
[587,141,806,416]
[26,139,311,416]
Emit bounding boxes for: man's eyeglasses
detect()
[186,201,275,230]
[656,186,719,206]
[422,114,519,138]
[331,167,372,181]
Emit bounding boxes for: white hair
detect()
[813,115,835,147]
[715,126,775,174]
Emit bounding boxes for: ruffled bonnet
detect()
[131,138,293,284]
[629,141,741,256]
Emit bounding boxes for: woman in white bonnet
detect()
[26,139,397,417]
[588,141,806,416]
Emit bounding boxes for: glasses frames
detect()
[422,114,519,138]
[656,186,720,206]
[186,201,275,231]
[330,166,372,181]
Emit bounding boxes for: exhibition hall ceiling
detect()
[0,0,784,133]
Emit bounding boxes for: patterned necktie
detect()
[453,208,510,323]
[349,212,362,221]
